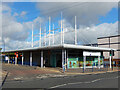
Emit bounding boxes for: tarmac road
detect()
[2,71,120,89]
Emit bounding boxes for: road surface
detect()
[2,71,120,89]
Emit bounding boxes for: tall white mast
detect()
[53,24,54,45]
[32,24,33,47]
[61,12,63,45]
[45,27,46,46]
[39,23,41,47]
[49,16,51,46]
[75,16,77,45]
[63,20,64,44]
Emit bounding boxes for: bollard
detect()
[112,64,113,71]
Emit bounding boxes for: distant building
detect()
[98,35,120,66]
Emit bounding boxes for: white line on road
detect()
[50,76,120,88]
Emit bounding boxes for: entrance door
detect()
[50,53,56,67]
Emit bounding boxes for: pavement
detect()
[2,63,64,81]
[1,63,120,81]
[1,63,120,89]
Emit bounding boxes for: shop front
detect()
[67,51,104,69]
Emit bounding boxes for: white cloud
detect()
[1,4,46,51]
[4,38,32,51]
[36,2,118,27]
[20,11,27,17]
[1,2,118,51]
[13,12,19,17]
[13,11,27,17]
[49,22,118,44]
[2,4,11,12]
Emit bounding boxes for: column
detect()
[22,52,24,65]
[41,51,43,68]
[98,56,100,69]
[83,56,86,70]
[67,50,68,69]
[15,57,17,65]
[8,56,9,64]
[65,50,67,69]
[62,49,64,69]
[109,55,112,68]
[30,52,32,66]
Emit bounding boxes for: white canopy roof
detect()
[3,44,116,53]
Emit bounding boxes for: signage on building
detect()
[67,58,79,68]
[83,51,101,56]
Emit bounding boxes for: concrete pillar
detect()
[8,56,9,64]
[65,50,67,69]
[62,49,64,68]
[15,57,17,65]
[98,56,100,69]
[83,56,86,69]
[67,50,68,69]
[30,52,32,66]
[22,52,24,65]
[41,51,43,68]
[109,55,112,68]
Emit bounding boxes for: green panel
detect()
[50,53,56,67]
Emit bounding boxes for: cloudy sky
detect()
[0,0,119,51]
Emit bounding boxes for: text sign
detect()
[83,51,101,56]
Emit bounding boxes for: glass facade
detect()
[67,56,104,68]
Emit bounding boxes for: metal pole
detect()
[49,16,51,46]
[109,55,112,69]
[67,50,68,69]
[63,20,64,44]
[39,23,41,47]
[65,49,66,70]
[75,16,77,45]
[45,27,46,46]
[53,24,54,45]
[61,12,63,45]
[32,24,33,48]
[62,49,65,72]
[41,51,43,68]
[8,55,9,64]
[83,64,84,73]
[22,52,24,65]
[98,56,100,69]
[84,56,86,70]
[15,57,17,65]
